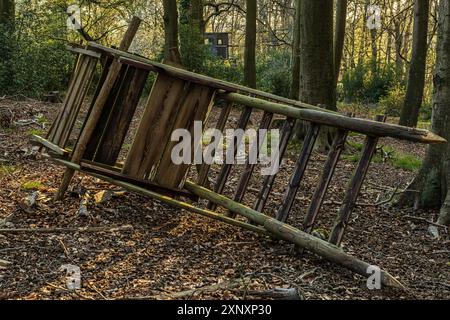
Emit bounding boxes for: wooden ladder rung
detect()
[228,111,273,217]
[276,123,320,223]
[206,106,253,210]
[253,117,295,213]
[328,115,387,246]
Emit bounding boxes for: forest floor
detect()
[0,98,449,300]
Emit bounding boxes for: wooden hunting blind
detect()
[205,32,229,59]
[33,19,446,289]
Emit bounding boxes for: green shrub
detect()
[378,84,406,116]
[256,49,291,98]
[341,63,401,104]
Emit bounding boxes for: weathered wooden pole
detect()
[54,17,142,200]
[184,181,404,288]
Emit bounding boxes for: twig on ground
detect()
[404,215,448,230]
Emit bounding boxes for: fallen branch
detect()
[0,224,133,234]
[0,259,11,268]
[404,215,448,230]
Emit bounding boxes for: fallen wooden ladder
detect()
[33,19,445,289]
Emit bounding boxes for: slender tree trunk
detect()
[290,0,301,99]
[0,0,15,95]
[334,0,348,86]
[163,0,181,63]
[244,0,257,88]
[399,0,430,127]
[0,0,14,25]
[397,0,450,227]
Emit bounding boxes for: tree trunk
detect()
[0,0,14,26]
[334,0,347,85]
[162,0,181,63]
[397,0,450,227]
[290,0,301,99]
[244,0,257,88]
[179,0,205,71]
[298,0,335,109]
[399,0,430,127]
[294,0,335,146]
[0,0,15,95]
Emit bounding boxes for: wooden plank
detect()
[59,57,98,148]
[302,129,349,233]
[276,123,320,223]
[228,111,273,217]
[79,161,198,201]
[48,55,89,145]
[253,118,295,212]
[83,64,130,160]
[121,73,188,179]
[93,67,149,165]
[206,106,253,210]
[197,102,232,186]
[54,17,142,201]
[30,135,69,157]
[153,84,216,189]
[65,45,101,59]
[328,115,387,246]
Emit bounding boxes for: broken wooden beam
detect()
[184,181,404,289]
[219,93,446,144]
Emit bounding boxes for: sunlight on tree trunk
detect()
[399,0,429,128]
[397,0,450,226]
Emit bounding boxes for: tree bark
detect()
[0,0,14,26]
[397,0,450,226]
[298,0,335,109]
[163,0,181,63]
[244,0,257,88]
[334,0,347,85]
[290,0,301,99]
[399,0,430,127]
[0,0,15,95]
[295,0,335,146]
